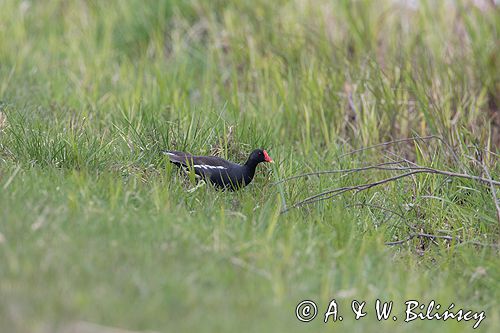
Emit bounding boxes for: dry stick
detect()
[295,165,500,187]
[384,235,414,246]
[273,161,406,185]
[277,136,460,186]
[276,135,456,186]
[383,151,420,194]
[385,233,499,248]
[282,170,422,213]
[385,233,454,246]
[282,167,500,213]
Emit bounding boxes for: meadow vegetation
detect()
[0,0,499,332]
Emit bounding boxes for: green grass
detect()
[0,0,499,332]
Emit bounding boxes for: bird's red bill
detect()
[263,150,273,163]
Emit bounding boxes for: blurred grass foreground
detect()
[0,0,499,332]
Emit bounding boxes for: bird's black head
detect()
[247,149,273,165]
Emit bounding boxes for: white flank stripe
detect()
[194,164,226,170]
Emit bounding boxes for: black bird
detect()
[163,149,273,190]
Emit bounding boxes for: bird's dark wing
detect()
[164,151,237,168]
[163,150,250,190]
[189,156,239,169]
[163,151,241,180]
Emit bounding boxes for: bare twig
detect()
[384,233,454,246]
[282,170,423,213]
[272,161,405,185]
[276,162,500,187]
[383,152,421,190]
[385,236,414,245]
[416,232,454,241]
[385,233,499,249]
[281,166,500,213]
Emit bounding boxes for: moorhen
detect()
[163,149,273,190]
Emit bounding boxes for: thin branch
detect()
[278,165,500,188]
[273,161,405,185]
[385,235,414,245]
[281,167,500,213]
[282,170,423,213]
[385,233,499,249]
[385,233,453,246]
[416,232,454,241]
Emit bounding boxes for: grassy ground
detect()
[1,0,499,332]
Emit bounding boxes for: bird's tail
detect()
[162,150,192,164]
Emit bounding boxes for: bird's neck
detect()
[244,158,259,170]
[243,159,258,181]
